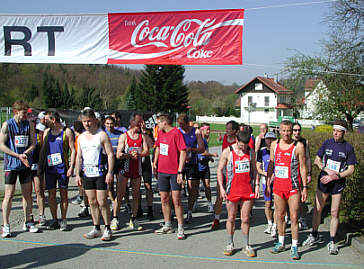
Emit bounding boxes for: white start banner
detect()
[0,9,244,65]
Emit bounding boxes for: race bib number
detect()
[15,135,28,148]
[128,147,141,153]
[31,163,38,171]
[84,166,100,177]
[235,160,250,173]
[275,166,289,178]
[47,153,62,166]
[326,159,341,173]
[160,143,169,156]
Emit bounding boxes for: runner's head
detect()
[12,100,29,121]
[260,123,268,134]
[104,116,115,132]
[292,122,302,140]
[265,131,277,148]
[226,120,239,137]
[80,108,98,131]
[158,113,173,131]
[236,130,251,151]
[279,120,293,142]
[44,110,62,129]
[129,112,143,132]
[177,113,189,130]
[73,120,84,135]
[333,120,348,142]
[200,122,210,138]
[110,111,121,126]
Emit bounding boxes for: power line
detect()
[245,0,338,11]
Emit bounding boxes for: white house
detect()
[300,79,327,119]
[235,76,294,124]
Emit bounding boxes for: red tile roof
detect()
[235,76,293,95]
[275,103,292,109]
[304,79,320,91]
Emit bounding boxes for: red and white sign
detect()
[0,9,244,65]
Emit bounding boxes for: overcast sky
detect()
[1,0,334,86]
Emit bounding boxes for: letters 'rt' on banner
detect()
[0,9,244,65]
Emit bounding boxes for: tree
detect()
[284,0,363,130]
[137,65,189,113]
[125,76,138,111]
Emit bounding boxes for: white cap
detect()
[36,122,46,132]
[38,111,46,120]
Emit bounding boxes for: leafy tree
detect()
[125,76,138,111]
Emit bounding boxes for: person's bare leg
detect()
[2,184,16,225]
[97,190,111,225]
[85,189,100,225]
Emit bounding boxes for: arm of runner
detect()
[305,139,312,183]
[66,128,76,177]
[101,131,115,185]
[193,129,205,154]
[256,161,267,177]
[338,165,355,179]
[265,141,276,197]
[24,121,36,157]
[297,142,307,202]
[250,151,260,199]
[314,155,338,180]
[139,134,150,158]
[153,146,160,176]
[217,148,229,200]
[177,149,187,185]
[255,134,262,152]
[75,135,83,187]
[116,133,130,160]
[37,128,50,175]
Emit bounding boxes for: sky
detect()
[1,0,334,86]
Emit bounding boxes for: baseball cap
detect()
[38,111,46,120]
[265,132,277,139]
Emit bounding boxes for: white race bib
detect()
[326,159,341,173]
[160,143,169,156]
[15,135,29,148]
[275,166,289,178]
[47,153,63,166]
[31,163,38,171]
[84,166,100,177]
[235,160,250,173]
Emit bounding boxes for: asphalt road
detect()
[0,148,363,269]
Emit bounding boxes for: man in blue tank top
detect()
[0,100,37,237]
[39,110,76,231]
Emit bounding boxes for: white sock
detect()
[278,235,285,245]
[268,220,273,226]
[165,221,172,228]
[292,239,298,247]
[272,223,277,229]
[178,224,184,231]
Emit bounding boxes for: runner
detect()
[303,120,357,255]
[153,113,187,239]
[255,123,268,152]
[0,100,38,237]
[218,130,259,257]
[257,131,277,237]
[111,111,128,133]
[265,120,308,260]
[112,113,149,231]
[197,123,218,213]
[211,120,239,230]
[75,108,114,241]
[39,110,76,231]
[292,122,312,230]
[177,114,205,224]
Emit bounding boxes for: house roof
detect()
[234,97,241,107]
[235,76,293,95]
[304,79,320,91]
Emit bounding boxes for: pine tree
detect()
[125,76,138,111]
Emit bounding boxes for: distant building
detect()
[235,76,294,124]
[300,79,326,119]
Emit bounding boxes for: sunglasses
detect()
[293,129,301,132]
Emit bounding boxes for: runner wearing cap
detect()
[303,120,357,255]
[0,100,37,238]
[255,123,268,152]
[257,131,277,237]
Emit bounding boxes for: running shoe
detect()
[23,222,39,233]
[302,234,319,246]
[101,229,112,241]
[192,201,198,213]
[38,215,47,226]
[129,219,143,231]
[83,228,102,239]
[60,219,69,231]
[290,246,300,260]
[242,245,256,257]
[207,203,214,213]
[185,213,193,224]
[177,229,186,240]
[264,224,272,234]
[271,242,285,254]
[155,225,174,234]
[48,219,60,230]
[327,241,339,255]
[211,219,220,230]
[72,196,83,205]
[271,226,277,238]
[78,207,90,218]
[224,243,234,256]
[1,224,11,238]
[110,218,120,231]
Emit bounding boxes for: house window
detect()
[264,96,269,106]
[264,108,269,113]
[255,83,263,90]
[248,96,253,105]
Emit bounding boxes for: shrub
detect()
[315,124,332,133]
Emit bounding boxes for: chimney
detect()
[274,74,278,83]
[264,73,268,78]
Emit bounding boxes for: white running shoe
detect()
[38,215,47,226]
[83,228,102,239]
[110,218,120,231]
[224,243,234,256]
[1,224,11,238]
[207,203,214,213]
[155,225,174,234]
[177,228,186,240]
[101,229,112,241]
[264,224,272,234]
[327,241,339,255]
[129,219,143,231]
[23,222,39,233]
[303,233,320,246]
[242,245,256,257]
[60,219,69,231]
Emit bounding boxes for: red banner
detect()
[107,9,244,65]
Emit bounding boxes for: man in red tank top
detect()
[211,120,239,230]
[265,120,308,260]
[112,113,149,231]
[218,131,260,257]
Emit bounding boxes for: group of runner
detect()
[0,100,357,260]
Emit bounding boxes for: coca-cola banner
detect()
[0,9,244,65]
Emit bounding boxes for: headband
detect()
[333,125,347,132]
[200,126,209,130]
